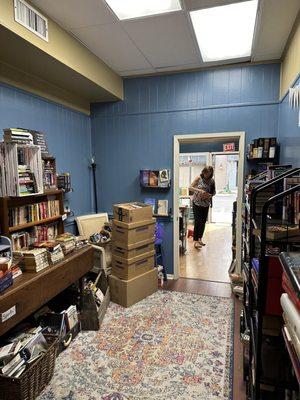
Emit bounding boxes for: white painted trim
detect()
[167,274,174,280]
[173,131,245,280]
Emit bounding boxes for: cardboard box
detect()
[112,252,155,280]
[109,268,157,307]
[112,219,155,245]
[113,202,153,223]
[112,238,155,260]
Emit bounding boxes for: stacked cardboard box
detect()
[109,202,157,307]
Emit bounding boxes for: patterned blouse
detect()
[192,177,216,207]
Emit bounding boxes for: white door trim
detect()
[173,132,245,280]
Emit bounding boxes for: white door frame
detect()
[173,132,245,280]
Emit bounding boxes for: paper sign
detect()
[223,143,235,152]
[62,214,67,221]
[1,305,16,323]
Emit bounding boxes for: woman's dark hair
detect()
[200,166,214,180]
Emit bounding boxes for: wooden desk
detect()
[0,246,94,336]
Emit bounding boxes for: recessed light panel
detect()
[190,0,258,62]
[105,0,182,20]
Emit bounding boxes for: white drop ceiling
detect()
[31,0,300,77]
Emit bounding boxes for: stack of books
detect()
[3,128,33,145]
[18,165,36,195]
[32,241,64,264]
[74,236,89,251]
[55,233,76,255]
[30,130,49,157]
[16,249,49,272]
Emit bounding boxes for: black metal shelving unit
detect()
[242,167,300,400]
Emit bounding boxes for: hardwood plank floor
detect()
[162,278,246,400]
[180,223,232,283]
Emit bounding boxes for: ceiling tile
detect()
[184,0,244,11]
[252,0,300,61]
[71,23,152,72]
[122,12,200,68]
[31,0,116,29]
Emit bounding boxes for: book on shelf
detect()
[57,173,71,192]
[18,165,37,195]
[140,170,150,186]
[8,200,60,227]
[257,138,264,158]
[157,200,169,216]
[144,198,156,213]
[29,130,49,157]
[263,138,270,158]
[269,137,277,158]
[43,157,57,190]
[149,170,159,187]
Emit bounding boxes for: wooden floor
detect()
[162,278,246,400]
[180,223,232,283]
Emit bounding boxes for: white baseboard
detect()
[167,274,174,280]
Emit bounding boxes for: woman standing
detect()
[189,166,216,249]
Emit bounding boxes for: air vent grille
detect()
[14,0,48,41]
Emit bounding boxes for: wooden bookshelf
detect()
[8,215,64,233]
[0,190,64,238]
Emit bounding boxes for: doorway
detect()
[173,132,245,281]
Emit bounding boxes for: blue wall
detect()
[278,75,300,166]
[91,63,281,275]
[0,83,93,231]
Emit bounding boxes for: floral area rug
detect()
[39,290,233,400]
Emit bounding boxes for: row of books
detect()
[4,128,49,157]
[18,165,37,195]
[8,200,61,227]
[140,169,171,188]
[247,137,277,159]
[11,224,58,251]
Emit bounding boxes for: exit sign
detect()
[223,143,235,152]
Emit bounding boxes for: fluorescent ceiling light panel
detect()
[190,0,258,62]
[105,0,182,20]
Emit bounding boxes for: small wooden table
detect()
[0,246,94,336]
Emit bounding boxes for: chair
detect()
[75,213,110,274]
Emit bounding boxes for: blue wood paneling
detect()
[0,83,93,220]
[91,63,281,275]
[278,76,300,166]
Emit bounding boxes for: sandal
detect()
[198,240,206,246]
[194,242,202,249]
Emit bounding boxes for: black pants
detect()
[193,203,209,241]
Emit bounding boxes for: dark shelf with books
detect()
[0,190,65,248]
[140,169,171,189]
[242,167,300,400]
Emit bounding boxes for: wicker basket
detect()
[0,336,58,400]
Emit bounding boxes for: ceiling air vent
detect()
[14,0,48,42]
